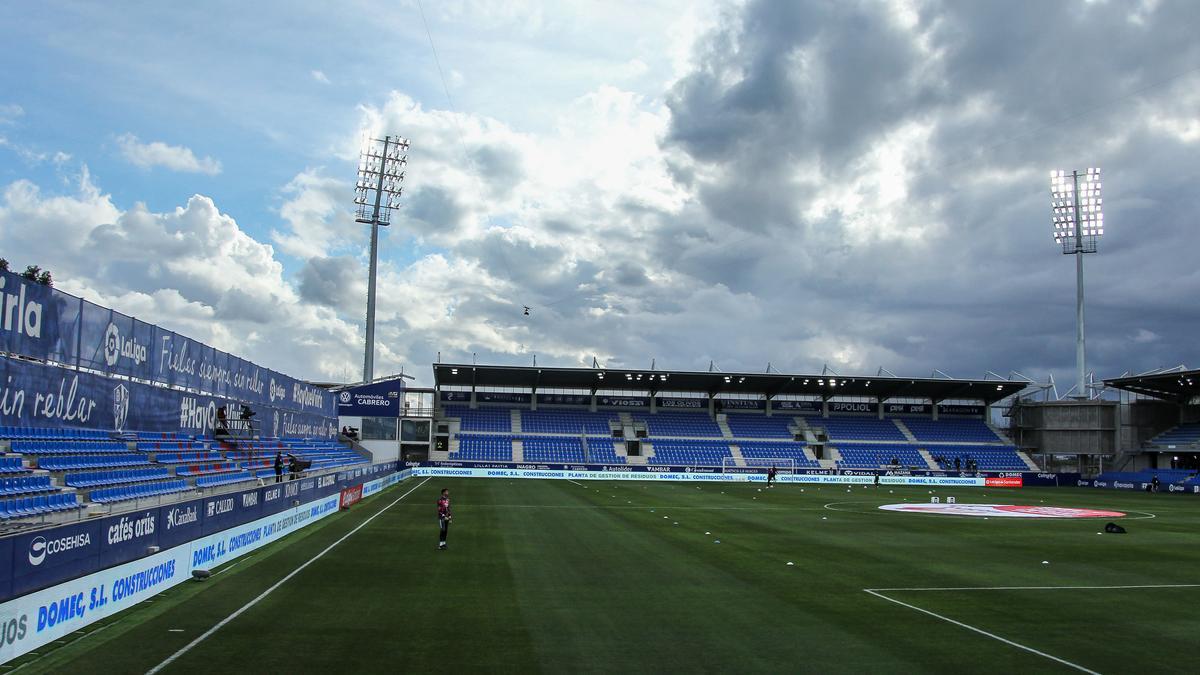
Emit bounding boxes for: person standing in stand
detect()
[274,451,284,484]
[437,488,452,551]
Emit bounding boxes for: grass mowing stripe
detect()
[863,589,1101,674]
[144,476,431,675]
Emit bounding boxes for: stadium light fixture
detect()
[1050,167,1104,398]
[354,135,410,383]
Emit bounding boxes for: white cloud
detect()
[311,69,331,84]
[0,104,22,124]
[115,133,222,175]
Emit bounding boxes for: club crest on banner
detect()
[112,384,130,432]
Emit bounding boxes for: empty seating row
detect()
[0,426,109,440]
[929,447,1027,471]
[65,467,171,488]
[1096,469,1196,483]
[38,453,151,470]
[90,479,189,504]
[155,451,222,464]
[633,412,723,438]
[1,456,28,473]
[647,440,732,466]
[10,440,129,454]
[903,418,1001,443]
[836,444,925,469]
[0,475,56,495]
[454,435,514,461]
[738,443,820,468]
[521,410,615,435]
[1150,423,1200,445]
[445,406,514,432]
[136,441,208,451]
[814,418,907,442]
[175,462,240,477]
[724,414,796,439]
[195,471,255,488]
[0,493,81,519]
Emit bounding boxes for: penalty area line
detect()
[863,589,1098,674]
[145,476,432,675]
[868,583,1200,592]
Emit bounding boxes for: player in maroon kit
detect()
[437,488,452,550]
[767,465,776,488]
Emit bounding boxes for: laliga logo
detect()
[103,322,147,367]
[28,536,47,566]
[339,391,352,404]
[113,384,130,432]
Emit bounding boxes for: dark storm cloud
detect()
[651,0,1200,383]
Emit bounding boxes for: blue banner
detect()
[884,403,931,415]
[477,392,530,404]
[828,401,876,414]
[774,400,821,412]
[937,404,986,417]
[336,379,405,417]
[0,271,332,417]
[10,521,103,599]
[597,396,648,408]
[0,355,336,438]
[536,393,591,406]
[717,399,765,410]
[441,391,470,402]
[656,397,706,409]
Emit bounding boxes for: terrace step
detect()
[893,419,919,443]
[819,447,842,470]
[510,409,522,434]
[1018,450,1040,471]
[917,448,941,470]
[716,415,734,439]
[727,444,746,467]
[512,439,525,463]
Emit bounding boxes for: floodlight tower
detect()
[354,135,409,383]
[1050,168,1104,399]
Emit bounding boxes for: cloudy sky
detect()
[1,0,1197,392]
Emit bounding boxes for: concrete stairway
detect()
[893,419,918,443]
[917,448,941,470]
[819,447,842,470]
[728,444,746,467]
[510,409,522,433]
[716,414,734,439]
[511,439,524,463]
[1018,450,1040,471]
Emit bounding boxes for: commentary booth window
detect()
[361,417,398,441]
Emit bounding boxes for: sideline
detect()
[863,588,1100,674]
[145,477,432,674]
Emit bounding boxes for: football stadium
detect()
[3,2,1200,674]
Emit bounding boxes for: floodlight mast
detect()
[354,135,409,383]
[1050,168,1103,399]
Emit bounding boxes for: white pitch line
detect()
[145,477,432,675]
[863,589,1100,675]
[7,622,115,673]
[869,583,1200,592]
[566,479,585,487]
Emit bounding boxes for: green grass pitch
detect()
[10,477,1200,674]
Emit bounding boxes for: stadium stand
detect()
[446,406,513,432]
[633,412,722,437]
[64,467,171,488]
[813,417,907,442]
[0,475,57,496]
[454,435,514,462]
[929,446,1028,471]
[38,454,151,470]
[89,479,190,504]
[647,439,732,466]
[724,414,796,439]
[0,493,81,518]
[521,409,615,434]
[1,456,29,473]
[836,444,925,469]
[1149,423,1200,446]
[1096,468,1195,484]
[738,442,819,468]
[903,418,1002,443]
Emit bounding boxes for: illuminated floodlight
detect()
[1049,167,1106,399]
